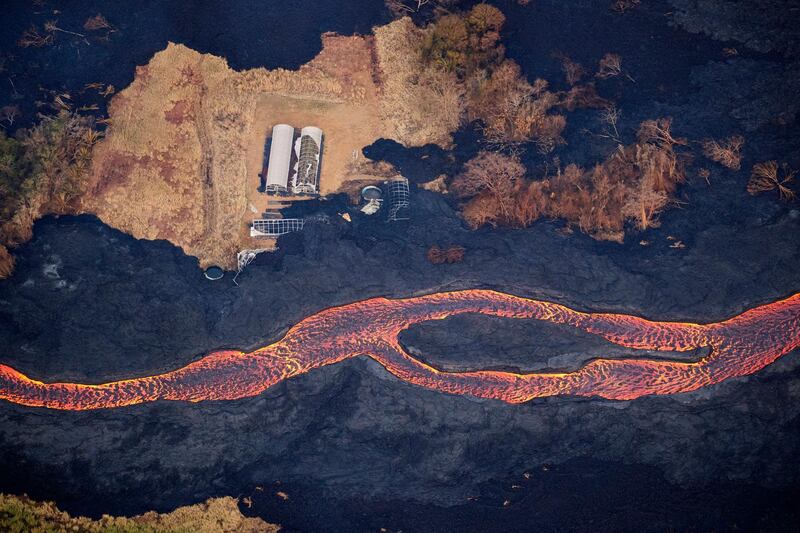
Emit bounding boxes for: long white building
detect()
[265,124,295,192]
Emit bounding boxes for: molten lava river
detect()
[2,290,799,410]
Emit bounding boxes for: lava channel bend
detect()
[1,289,799,410]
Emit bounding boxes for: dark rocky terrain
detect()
[1,188,799,531]
[1,0,800,531]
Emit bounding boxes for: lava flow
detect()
[1,290,799,410]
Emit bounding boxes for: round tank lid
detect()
[204,266,224,280]
[361,185,383,200]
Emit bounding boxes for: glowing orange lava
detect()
[1,290,799,410]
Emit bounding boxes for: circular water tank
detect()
[361,185,383,201]
[204,266,224,281]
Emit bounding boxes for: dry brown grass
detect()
[87,29,424,270]
[421,174,449,193]
[86,44,242,268]
[335,158,401,203]
[747,161,796,200]
[373,18,465,147]
[7,19,480,273]
[702,135,745,170]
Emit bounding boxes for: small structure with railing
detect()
[250,218,305,237]
[386,177,410,221]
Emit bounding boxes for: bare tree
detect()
[43,20,85,38]
[17,25,54,47]
[452,150,525,220]
[427,245,465,264]
[702,135,745,170]
[385,0,430,16]
[747,161,796,201]
[597,104,622,144]
[84,14,115,32]
[18,20,85,48]
[610,0,640,13]
[554,52,586,86]
[596,53,635,82]
[637,118,686,149]
[0,105,20,127]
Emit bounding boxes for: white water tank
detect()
[266,124,294,192]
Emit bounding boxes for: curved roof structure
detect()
[292,126,322,194]
[266,124,294,192]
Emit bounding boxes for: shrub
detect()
[555,53,586,86]
[610,0,640,13]
[0,245,13,278]
[0,106,20,127]
[457,118,688,239]
[465,3,505,71]
[421,14,469,72]
[84,14,114,32]
[453,150,525,227]
[461,192,503,228]
[0,111,98,277]
[702,135,745,170]
[427,245,466,264]
[470,61,566,151]
[747,161,796,201]
[559,84,610,112]
[452,150,524,199]
[421,4,505,76]
[595,53,634,81]
[596,53,622,78]
[387,6,566,151]
[636,117,687,149]
[17,25,53,47]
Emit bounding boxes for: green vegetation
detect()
[0,111,99,277]
[416,3,567,151]
[420,3,505,76]
[0,493,277,532]
[0,493,155,532]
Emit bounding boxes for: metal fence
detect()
[251,218,305,237]
[387,178,410,221]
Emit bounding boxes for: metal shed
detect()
[265,124,295,193]
[292,126,322,194]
